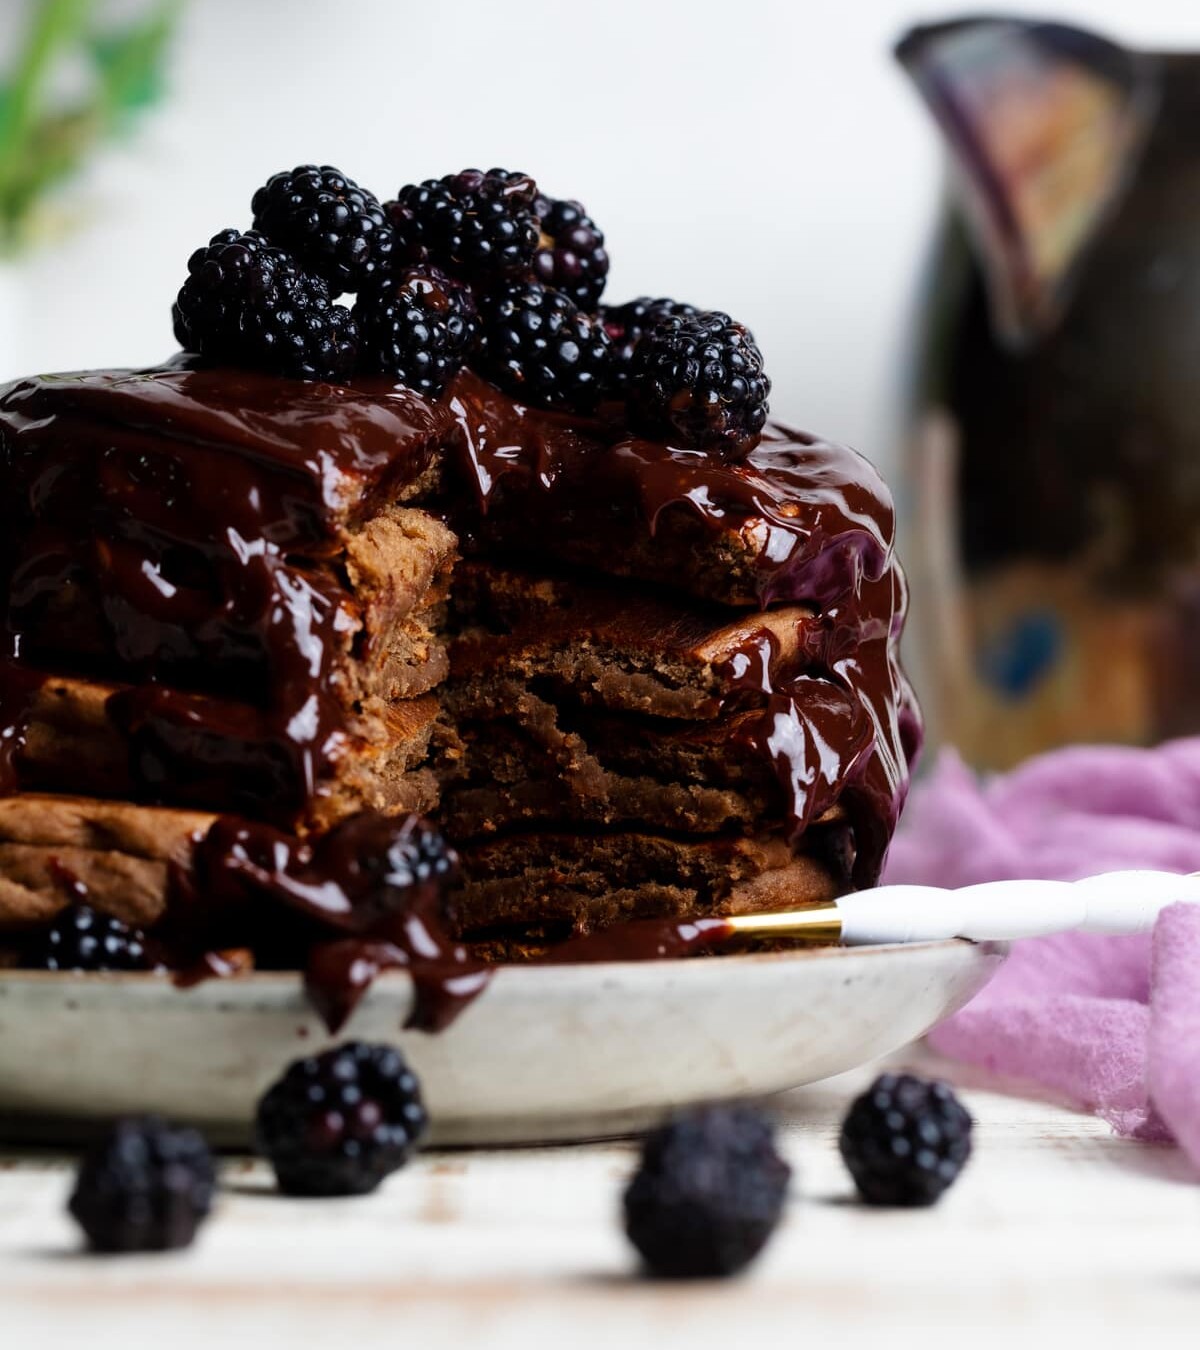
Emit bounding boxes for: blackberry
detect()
[353,264,478,394]
[172,228,358,382]
[626,309,770,458]
[256,1041,428,1196]
[839,1073,973,1206]
[251,164,394,295]
[623,1105,791,1279]
[600,296,701,368]
[327,811,459,930]
[68,1116,216,1252]
[388,168,539,284]
[32,903,154,972]
[476,281,613,412]
[532,194,609,308]
[367,812,457,895]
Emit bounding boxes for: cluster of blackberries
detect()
[172,163,771,456]
[65,1053,971,1267]
[172,163,604,399]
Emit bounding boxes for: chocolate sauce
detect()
[305,938,492,1034]
[0,660,44,792]
[446,371,892,609]
[0,352,918,1014]
[533,915,735,964]
[173,947,254,987]
[0,357,452,824]
[174,811,491,1031]
[445,372,916,883]
[714,627,877,871]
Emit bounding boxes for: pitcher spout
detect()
[896,16,1160,347]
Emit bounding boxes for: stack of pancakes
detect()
[0,358,918,962]
[442,563,856,941]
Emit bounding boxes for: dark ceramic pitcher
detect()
[898,16,1200,768]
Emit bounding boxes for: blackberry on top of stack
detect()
[173,162,770,452]
[0,161,917,984]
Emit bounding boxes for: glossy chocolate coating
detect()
[532,915,735,963]
[0,358,451,818]
[445,370,917,884]
[0,355,917,1021]
[175,812,490,1032]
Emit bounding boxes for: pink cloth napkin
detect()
[883,741,1200,1162]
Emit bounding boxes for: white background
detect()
[5,0,1200,480]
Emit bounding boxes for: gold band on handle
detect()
[724,902,843,945]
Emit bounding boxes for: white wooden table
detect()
[2,1047,1197,1348]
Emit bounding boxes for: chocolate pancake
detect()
[4,672,438,829]
[0,793,214,929]
[453,827,847,937]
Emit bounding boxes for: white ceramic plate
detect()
[0,941,1004,1146]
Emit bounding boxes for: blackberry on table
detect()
[626,309,770,458]
[251,164,394,294]
[388,168,539,284]
[172,228,358,382]
[839,1073,973,1207]
[623,1105,791,1279]
[256,1041,428,1196]
[68,1115,216,1252]
[476,280,613,412]
[32,903,154,972]
[353,264,478,394]
[532,194,609,308]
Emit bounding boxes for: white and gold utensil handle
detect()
[724,870,1200,946]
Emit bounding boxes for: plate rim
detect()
[0,937,1005,988]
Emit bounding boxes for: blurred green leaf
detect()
[6,107,98,225]
[0,0,180,254]
[88,2,179,122]
[0,0,90,169]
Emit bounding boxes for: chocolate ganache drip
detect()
[0,355,918,1019]
[173,812,490,1032]
[0,358,453,821]
[443,370,918,884]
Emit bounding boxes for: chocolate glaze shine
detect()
[1,356,453,546]
[446,370,915,883]
[447,370,892,609]
[0,354,918,1022]
[533,915,735,964]
[171,812,491,1031]
[0,358,450,823]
